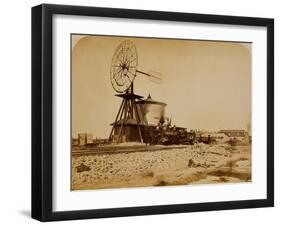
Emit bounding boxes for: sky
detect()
[72,35,251,138]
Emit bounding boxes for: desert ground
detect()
[72,143,251,190]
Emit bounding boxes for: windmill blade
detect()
[136,70,163,84]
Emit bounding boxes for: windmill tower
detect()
[108,40,161,144]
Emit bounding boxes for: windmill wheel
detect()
[110,40,138,93]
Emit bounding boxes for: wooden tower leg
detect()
[117,98,128,144]
[132,99,143,143]
[108,99,125,142]
[117,100,127,144]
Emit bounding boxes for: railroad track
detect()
[72,145,190,156]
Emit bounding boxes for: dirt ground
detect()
[71,143,251,190]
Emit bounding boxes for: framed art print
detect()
[32,4,274,221]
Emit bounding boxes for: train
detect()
[143,124,196,145]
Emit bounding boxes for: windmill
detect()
[108,40,161,144]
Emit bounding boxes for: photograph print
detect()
[71,34,252,190]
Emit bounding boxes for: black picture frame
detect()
[32,3,274,222]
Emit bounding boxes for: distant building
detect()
[206,132,229,143]
[78,133,86,146]
[72,138,79,146]
[78,133,93,146]
[86,133,93,144]
[219,130,247,138]
[219,129,250,144]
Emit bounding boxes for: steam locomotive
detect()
[144,123,196,145]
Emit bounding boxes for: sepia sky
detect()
[72,35,251,138]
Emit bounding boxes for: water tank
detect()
[136,94,166,126]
